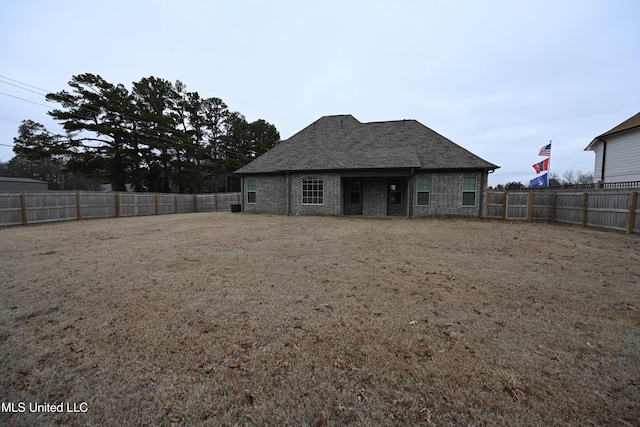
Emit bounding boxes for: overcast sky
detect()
[1,0,638,186]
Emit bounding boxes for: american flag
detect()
[539,143,551,156]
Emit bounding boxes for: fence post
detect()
[628,191,638,234]
[193,194,197,212]
[502,192,508,220]
[115,193,120,218]
[153,194,158,215]
[551,192,557,222]
[21,193,28,225]
[582,192,588,227]
[527,192,533,223]
[76,193,82,221]
[214,193,218,212]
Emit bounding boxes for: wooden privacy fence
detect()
[0,192,241,227]
[487,190,640,234]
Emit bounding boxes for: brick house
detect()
[234,115,499,217]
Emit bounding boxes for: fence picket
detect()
[629,192,638,234]
[21,194,27,225]
[487,190,639,234]
[0,192,241,227]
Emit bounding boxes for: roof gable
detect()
[586,112,640,150]
[236,115,498,174]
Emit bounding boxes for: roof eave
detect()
[599,125,640,140]
[419,166,500,172]
[584,137,600,152]
[236,165,500,176]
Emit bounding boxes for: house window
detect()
[302,177,323,205]
[462,177,477,206]
[247,179,256,204]
[349,180,360,204]
[389,180,402,204]
[417,177,430,205]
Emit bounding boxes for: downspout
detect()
[240,175,244,212]
[408,168,415,219]
[599,138,607,182]
[286,171,291,216]
[478,170,486,218]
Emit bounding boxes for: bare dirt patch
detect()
[1,213,639,426]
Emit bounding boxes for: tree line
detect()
[3,73,280,192]
[493,170,594,190]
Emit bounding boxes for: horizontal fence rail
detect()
[538,180,640,191]
[0,192,241,227]
[487,190,640,234]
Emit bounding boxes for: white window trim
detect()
[416,177,430,206]
[462,176,477,206]
[302,177,324,205]
[246,179,256,204]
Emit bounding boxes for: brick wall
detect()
[362,178,388,216]
[243,171,488,217]
[289,172,341,215]
[412,171,487,217]
[242,174,287,213]
[243,173,342,215]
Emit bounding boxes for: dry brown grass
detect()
[0,213,639,426]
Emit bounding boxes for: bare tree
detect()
[577,171,594,184]
[562,169,577,185]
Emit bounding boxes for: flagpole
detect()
[547,140,551,187]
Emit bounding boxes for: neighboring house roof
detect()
[0,176,48,184]
[235,115,498,174]
[585,112,640,150]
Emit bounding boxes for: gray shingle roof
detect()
[235,115,498,174]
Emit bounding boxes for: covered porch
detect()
[341,170,413,217]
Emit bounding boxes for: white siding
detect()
[604,130,640,182]
[592,142,604,182]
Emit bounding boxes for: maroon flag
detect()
[532,158,550,174]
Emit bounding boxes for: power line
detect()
[0,76,199,146]
[0,116,22,123]
[0,78,49,97]
[0,74,228,145]
[0,75,275,159]
[0,91,52,108]
[0,76,273,178]
[0,74,50,93]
